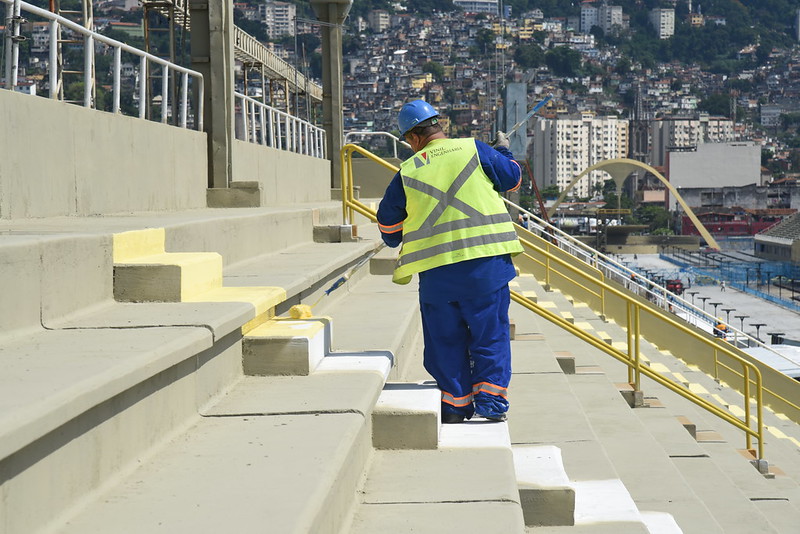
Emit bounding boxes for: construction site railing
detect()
[513,228,765,460]
[235,92,325,158]
[341,144,767,461]
[2,0,204,130]
[344,131,411,160]
[340,143,397,224]
[508,198,796,365]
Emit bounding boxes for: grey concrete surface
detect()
[59,413,370,534]
[0,90,207,218]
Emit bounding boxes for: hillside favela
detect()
[4,0,800,532]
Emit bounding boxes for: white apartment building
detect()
[452,0,498,15]
[649,8,675,39]
[580,3,624,34]
[261,1,296,39]
[532,114,629,198]
[650,116,735,167]
[367,10,390,32]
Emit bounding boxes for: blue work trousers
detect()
[420,285,512,418]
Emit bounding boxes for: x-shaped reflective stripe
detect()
[403,154,507,243]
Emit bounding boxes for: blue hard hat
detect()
[398,100,439,136]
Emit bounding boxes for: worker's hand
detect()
[493,131,510,149]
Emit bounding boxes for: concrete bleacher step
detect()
[59,352,391,534]
[350,422,526,534]
[517,273,795,533]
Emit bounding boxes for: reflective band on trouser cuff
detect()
[379,221,404,233]
[473,382,508,398]
[441,391,473,407]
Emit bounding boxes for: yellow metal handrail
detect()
[516,231,764,458]
[340,144,766,460]
[340,143,398,225]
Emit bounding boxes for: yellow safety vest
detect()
[393,138,523,285]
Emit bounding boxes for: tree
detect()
[544,46,581,77]
[514,43,544,69]
[476,28,495,54]
[698,93,731,117]
[422,61,445,81]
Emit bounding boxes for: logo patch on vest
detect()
[413,152,430,168]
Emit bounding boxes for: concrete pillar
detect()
[311,0,352,188]
[190,0,235,189]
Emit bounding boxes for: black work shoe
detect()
[441,412,466,424]
[476,412,507,422]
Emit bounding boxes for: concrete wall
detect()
[233,140,332,205]
[0,90,208,219]
[668,142,760,210]
[351,157,401,198]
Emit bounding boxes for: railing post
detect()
[113,46,122,114]
[634,304,641,391]
[139,56,147,119]
[84,34,94,107]
[259,106,266,145]
[744,365,752,452]
[180,71,189,127]
[5,0,22,90]
[161,65,169,123]
[249,98,256,141]
[49,20,58,98]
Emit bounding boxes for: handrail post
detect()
[627,301,634,384]
[161,65,169,123]
[180,72,189,127]
[634,304,641,392]
[84,34,94,107]
[341,146,350,224]
[49,20,58,98]
[139,56,147,119]
[113,47,122,114]
[744,365,752,452]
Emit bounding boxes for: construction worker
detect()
[377,99,523,424]
[713,318,728,339]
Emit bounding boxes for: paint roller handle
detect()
[324,275,349,295]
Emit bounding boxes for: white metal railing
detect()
[2,0,203,130]
[235,92,326,158]
[344,131,411,159]
[506,198,798,367]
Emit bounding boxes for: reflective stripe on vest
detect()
[393,138,522,284]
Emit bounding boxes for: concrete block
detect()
[369,247,397,276]
[372,383,440,450]
[560,311,574,324]
[513,445,575,527]
[312,225,358,243]
[555,352,576,375]
[596,330,613,344]
[243,319,326,376]
[114,252,223,302]
[616,383,644,408]
[510,319,516,340]
[206,182,262,208]
[675,415,697,439]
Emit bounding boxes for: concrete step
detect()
[372,382,441,450]
[350,421,526,534]
[60,354,390,534]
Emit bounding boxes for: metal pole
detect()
[180,71,188,127]
[49,19,58,98]
[139,56,147,119]
[84,34,94,107]
[161,64,169,123]
[113,46,121,113]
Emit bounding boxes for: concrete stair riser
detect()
[1,331,242,534]
[372,383,440,450]
[243,318,328,376]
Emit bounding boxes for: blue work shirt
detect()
[377,138,522,303]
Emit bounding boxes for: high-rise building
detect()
[261,1,296,39]
[452,0,498,15]
[367,10,390,33]
[649,8,675,39]
[532,114,629,198]
[581,3,624,34]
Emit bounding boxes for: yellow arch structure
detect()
[546,158,720,250]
